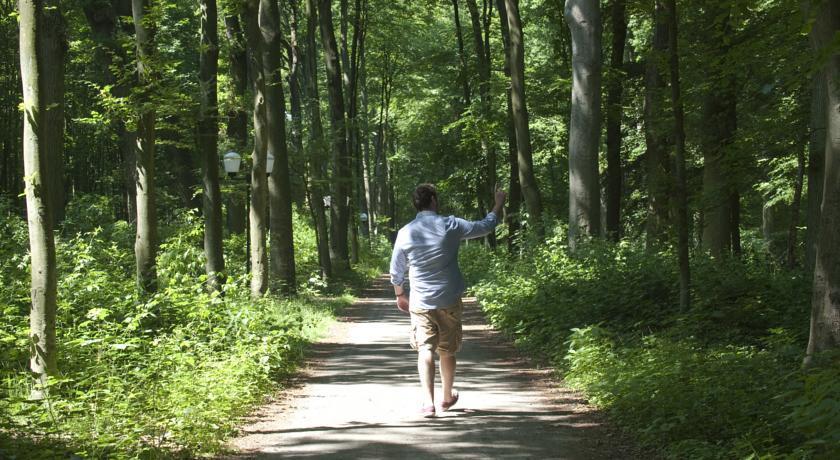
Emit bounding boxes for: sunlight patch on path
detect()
[226,275,627,459]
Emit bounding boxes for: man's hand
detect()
[396,293,409,313]
[493,187,507,216]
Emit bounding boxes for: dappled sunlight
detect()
[226,275,617,459]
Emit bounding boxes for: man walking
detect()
[390,184,506,417]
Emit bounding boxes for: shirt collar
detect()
[416,210,437,218]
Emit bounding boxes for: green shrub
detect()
[461,235,830,459]
[0,195,378,458]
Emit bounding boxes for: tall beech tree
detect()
[82,1,137,224]
[496,0,521,253]
[244,0,269,297]
[198,0,225,292]
[805,71,827,273]
[604,0,626,241]
[465,0,497,248]
[644,1,671,248]
[318,0,351,269]
[19,0,62,396]
[804,0,840,362]
[261,0,296,294]
[223,14,248,234]
[564,0,601,250]
[699,1,738,258]
[505,0,543,240]
[304,0,332,279]
[132,0,158,294]
[665,0,690,310]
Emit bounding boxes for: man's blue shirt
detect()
[389,210,499,310]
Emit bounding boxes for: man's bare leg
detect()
[418,348,435,406]
[439,353,456,402]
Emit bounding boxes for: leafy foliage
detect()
[0,195,384,458]
[461,232,835,459]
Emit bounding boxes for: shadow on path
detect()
[226,276,637,459]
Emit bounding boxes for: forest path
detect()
[225,275,631,459]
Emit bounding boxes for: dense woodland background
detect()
[1,0,839,458]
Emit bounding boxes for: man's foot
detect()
[441,390,459,411]
[421,404,436,418]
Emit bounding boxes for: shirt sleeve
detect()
[456,212,499,240]
[389,237,408,287]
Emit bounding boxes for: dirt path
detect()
[226,275,634,459]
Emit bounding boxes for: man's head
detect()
[413,184,438,212]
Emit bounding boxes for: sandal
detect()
[421,404,436,418]
[441,390,459,411]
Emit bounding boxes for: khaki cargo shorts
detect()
[409,299,464,356]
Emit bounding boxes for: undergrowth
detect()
[461,229,839,459]
[0,195,388,459]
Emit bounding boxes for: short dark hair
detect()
[413,184,437,211]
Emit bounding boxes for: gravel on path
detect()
[225,275,637,459]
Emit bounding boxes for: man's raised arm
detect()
[459,189,507,240]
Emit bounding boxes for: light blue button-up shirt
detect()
[389,210,499,310]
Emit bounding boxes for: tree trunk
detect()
[260,0,296,294]
[787,147,806,267]
[604,0,626,241]
[223,15,248,234]
[132,0,158,294]
[699,4,737,259]
[804,0,840,362]
[244,0,269,297]
[644,1,671,248]
[665,0,690,310]
[466,0,497,248]
[452,0,472,107]
[360,43,373,240]
[564,0,601,250]
[805,67,827,273]
[505,0,543,240]
[318,0,351,270]
[40,0,65,226]
[304,0,332,279]
[496,0,521,254]
[198,0,225,292]
[288,0,306,210]
[19,0,60,397]
[83,0,137,224]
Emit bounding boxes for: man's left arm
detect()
[389,242,410,313]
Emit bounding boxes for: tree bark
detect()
[244,0,269,297]
[19,0,60,397]
[39,0,64,226]
[496,0,521,254]
[224,15,248,234]
[506,0,543,240]
[452,0,472,107]
[699,3,737,258]
[804,0,840,362]
[564,0,601,250]
[805,65,827,274]
[786,147,806,267]
[132,0,158,294]
[198,0,225,292]
[644,1,670,248]
[465,0,497,248]
[318,0,351,270]
[260,0,296,294]
[665,0,690,310]
[604,0,626,241]
[288,0,306,210]
[304,0,332,279]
